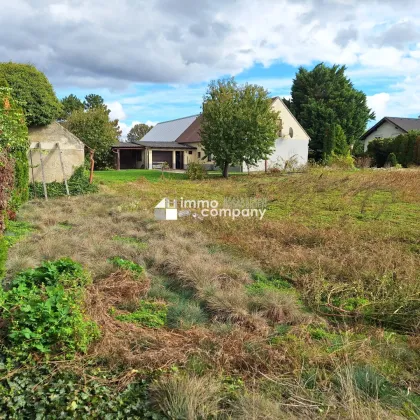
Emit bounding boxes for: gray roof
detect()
[112,142,144,148]
[361,116,420,140]
[140,115,199,142]
[135,141,196,149]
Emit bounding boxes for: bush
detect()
[386,152,398,167]
[367,131,420,167]
[0,62,62,127]
[186,162,208,180]
[0,366,161,419]
[326,154,355,170]
[29,166,98,199]
[0,258,99,359]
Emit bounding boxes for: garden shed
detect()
[28,122,85,183]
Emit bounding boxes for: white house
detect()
[112,97,310,171]
[361,116,420,151]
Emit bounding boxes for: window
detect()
[188,151,192,155]
[198,152,201,158]
[207,154,212,162]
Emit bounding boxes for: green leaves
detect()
[201,77,279,177]
[0,63,62,127]
[0,259,99,360]
[289,63,375,160]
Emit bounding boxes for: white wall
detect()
[363,120,405,151]
[246,98,310,172]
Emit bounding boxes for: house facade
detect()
[361,116,420,151]
[112,97,310,171]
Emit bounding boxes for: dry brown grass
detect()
[150,374,221,420]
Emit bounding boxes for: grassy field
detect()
[3,167,420,418]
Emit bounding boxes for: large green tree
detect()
[201,78,280,178]
[63,107,120,169]
[0,63,62,127]
[127,123,152,142]
[83,94,106,111]
[288,63,374,160]
[60,94,84,120]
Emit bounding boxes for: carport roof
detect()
[135,141,196,149]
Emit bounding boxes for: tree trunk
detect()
[222,161,229,178]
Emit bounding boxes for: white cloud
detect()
[106,101,126,120]
[367,93,390,118]
[119,120,158,139]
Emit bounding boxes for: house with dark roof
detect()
[112,98,310,171]
[361,116,420,151]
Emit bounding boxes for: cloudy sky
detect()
[1,0,420,136]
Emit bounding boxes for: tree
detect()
[288,63,375,160]
[63,107,120,169]
[127,123,152,142]
[0,62,62,127]
[0,86,29,209]
[83,94,106,111]
[200,78,279,178]
[60,94,84,120]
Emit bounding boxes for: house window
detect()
[188,151,192,155]
[207,154,212,162]
[198,152,201,158]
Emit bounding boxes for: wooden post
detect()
[116,149,120,170]
[89,149,95,184]
[38,143,48,201]
[56,143,70,197]
[29,148,37,198]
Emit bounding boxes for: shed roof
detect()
[140,115,199,143]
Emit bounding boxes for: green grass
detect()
[93,169,187,184]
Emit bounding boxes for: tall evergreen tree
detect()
[288,63,374,160]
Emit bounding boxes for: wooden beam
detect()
[116,149,120,170]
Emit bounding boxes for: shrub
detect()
[0,366,161,419]
[0,62,62,126]
[29,166,98,199]
[325,154,355,170]
[367,131,420,167]
[0,258,99,359]
[186,162,208,180]
[386,152,398,167]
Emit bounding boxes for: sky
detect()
[1,0,420,138]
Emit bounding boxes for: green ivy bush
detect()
[29,166,98,199]
[0,258,99,359]
[0,366,162,419]
[186,162,208,180]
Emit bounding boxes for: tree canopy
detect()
[83,94,106,111]
[127,123,152,142]
[0,63,62,127]
[200,78,280,178]
[63,107,120,169]
[288,63,374,160]
[60,94,84,120]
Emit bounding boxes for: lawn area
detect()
[2,167,419,418]
[94,169,187,184]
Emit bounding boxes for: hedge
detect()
[367,131,420,167]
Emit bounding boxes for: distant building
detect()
[361,116,420,151]
[112,97,310,171]
[28,122,85,183]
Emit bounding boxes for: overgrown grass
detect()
[3,167,419,418]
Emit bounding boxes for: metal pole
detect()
[38,143,48,201]
[56,143,70,196]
